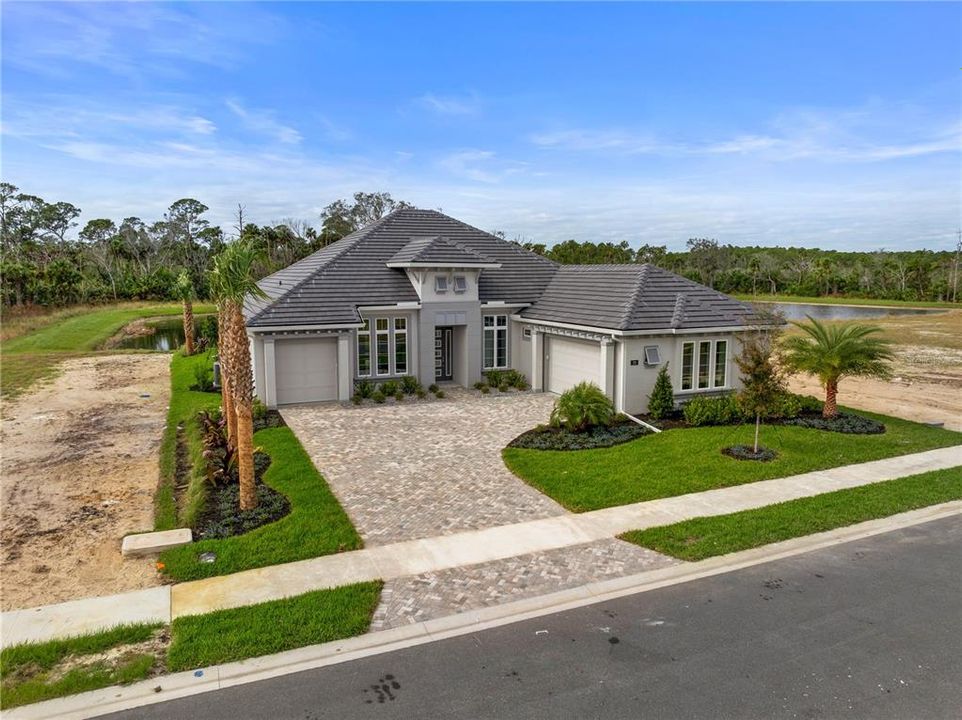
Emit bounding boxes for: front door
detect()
[434,326,453,381]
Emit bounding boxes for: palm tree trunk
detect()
[754,413,761,453]
[217,306,237,447]
[235,399,257,510]
[222,374,236,448]
[823,378,839,419]
[182,299,195,356]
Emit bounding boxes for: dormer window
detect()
[453,275,467,294]
[435,275,448,293]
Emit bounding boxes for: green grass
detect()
[154,351,222,531]
[733,293,958,309]
[1,302,215,400]
[621,466,962,561]
[503,410,962,513]
[159,422,363,581]
[0,623,162,709]
[167,582,383,671]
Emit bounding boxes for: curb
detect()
[8,500,960,720]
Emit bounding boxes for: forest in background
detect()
[2,182,959,308]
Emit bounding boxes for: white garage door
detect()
[546,335,601,395]
[275,337,338,405]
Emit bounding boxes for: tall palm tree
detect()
[780,316,894,419]
[209,240,267,511]
[174,270,195,356]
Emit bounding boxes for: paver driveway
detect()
[282,389,566,545]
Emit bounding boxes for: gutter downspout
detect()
[621,411,662,434]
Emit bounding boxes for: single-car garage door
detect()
[275,337,338,405]
[546,335,601,395]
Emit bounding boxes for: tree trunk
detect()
[823,378,839,419]
[222,374,236,449]
[182,299,195,356]
[235,400,257,510]
[217,306,237,448]
[754,413,761,453]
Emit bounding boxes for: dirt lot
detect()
[788,309,962,431]
[1,354,169,611]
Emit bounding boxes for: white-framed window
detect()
[680,339,729,391]
[522,326,532,340]
[644,346,661,365]
[435,275,448,293]
[394,318,407,374]
[375,318,390,376]
[483,315,508,369]
[357,319,371,377]
[453,275,467,293]
[713,340,728,388]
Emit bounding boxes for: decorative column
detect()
[263,337,277,409]
[531,329,544,391]
[337,333,351,402]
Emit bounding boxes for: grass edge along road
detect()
[621,466,962,560]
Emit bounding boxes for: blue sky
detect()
[2,2,959,250]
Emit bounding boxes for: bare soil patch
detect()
[1,354,170,610]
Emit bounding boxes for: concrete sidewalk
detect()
[3,445,960,646]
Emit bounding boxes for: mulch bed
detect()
[508,419,649,451]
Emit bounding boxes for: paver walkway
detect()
[282,389,564,545]
[4,445,959,646]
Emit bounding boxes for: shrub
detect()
[191,358,215,392]
[371,390,386,404]
[683,394,742,427]
[484,370,505,387]
[783,412,884,435]
[480,385,491,394]
[354,379,375,399]
[473,381,488,391]
[504,369,527,389]
[509,421,648,451]
[498,381,510,393]
[550,382,614,432]
[434,389,446,399]
[198,409,234,488]
[380,380,399,396]
[647,364,674,420]
[351,395,362,405]
[394,390,405,402]
[400,375,420,395]
[251,398,268,421]
[415,388,427,399]
[428,383,439,393]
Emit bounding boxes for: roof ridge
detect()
[670,293,688,328]
[620,264,650,330]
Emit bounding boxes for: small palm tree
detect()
[208,239,267,511]
[174,270,195,356]
[780,316,894,419]
[550,382,614,432]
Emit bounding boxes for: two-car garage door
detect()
[546,335,601,395]
[274,337,338,405]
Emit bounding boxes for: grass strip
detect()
[503,409,961,512]
[167,582,383,671]
[0,623,162,710]
[154,351,221,530]
[620,466,962,561]
[159,423,362,581]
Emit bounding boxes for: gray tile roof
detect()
[245,208,557,328]
[387,236,499,266]
[519,264,758,331]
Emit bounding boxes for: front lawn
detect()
[502,410,961,512]
[621,466,962,560]
[167,582,383,671]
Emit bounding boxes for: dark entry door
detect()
[435,326,453,381]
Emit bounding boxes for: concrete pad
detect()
[121,528,192,557]
[0,586,170,648]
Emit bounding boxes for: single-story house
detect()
[244,207,764,413]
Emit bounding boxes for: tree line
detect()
[2,180,958,307]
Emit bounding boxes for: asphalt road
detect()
[108,516,962,720]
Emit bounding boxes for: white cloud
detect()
[437,150,527,184]
[417,92,481,116]
[225,100,302,144]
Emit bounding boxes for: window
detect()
[522,327,532,340]
[681,342,694,390]
[483,315,508,369]
[357,319,372,377]
[713,340,728,388]
[453,275,467,293]
[376,318,390,375]
[394,318,407,374]
[697,341,711,389]
[435,275,448,293]
[644,346,661,365]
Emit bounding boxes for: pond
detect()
[757,301,946,322]
[114,317,191,351]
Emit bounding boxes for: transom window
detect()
[356,316,408,378]
[483,315,508,369]
[680,339,728,391]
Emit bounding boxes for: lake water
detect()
[115,318,189,351]
[759,301,946,322]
